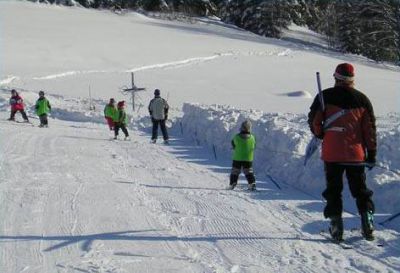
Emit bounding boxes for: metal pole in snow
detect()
[131,73,135,111]
[89,85,93,110]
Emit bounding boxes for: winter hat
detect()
[240,120,252,133]
[11,89,17,94]
[39,91,45,96]
[109,98,115,103]
[334,63,355,82]
[117,101,125,108]
[154,89,161,96]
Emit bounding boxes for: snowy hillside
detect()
[0,2,400,273]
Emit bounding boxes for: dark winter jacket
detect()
[308,85,377,163]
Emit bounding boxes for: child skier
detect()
[104,98,117,130]
[228,120,256,191]
[113,101,129,140]
[35,91,51,127]
[8,89,29,122]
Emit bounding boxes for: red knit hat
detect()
[334,63,355,82]
[117,101,125,108]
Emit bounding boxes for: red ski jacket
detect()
[10,94,25,111]
[308,86,377,163]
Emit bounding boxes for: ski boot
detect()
[227,183,237,190]
[360,210,374,241]
[151,139,157,144]
[163,139,169,145]
[248,183,256,191]
[329,215,344,242]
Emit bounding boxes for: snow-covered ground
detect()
[0,2,400,273]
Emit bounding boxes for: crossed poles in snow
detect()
[121,73,146,111]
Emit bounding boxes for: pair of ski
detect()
[12,120,35,127]
[110,137,130,141]
[151,140,169,145]
[226,184,257,192]
[320,229,384,249]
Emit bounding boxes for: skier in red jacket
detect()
[8,89,29,122]
[308,63,377,241]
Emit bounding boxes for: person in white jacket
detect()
[148,89,169,144]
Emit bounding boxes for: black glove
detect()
[365,150,377,170]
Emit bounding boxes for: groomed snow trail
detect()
[0,115,399,273]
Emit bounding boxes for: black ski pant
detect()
[322,162,374,219]
[39,114,48,126]
[151,119,168,141]
[230,160,255,185]
[10,109,29,121]
[114,123,129,137]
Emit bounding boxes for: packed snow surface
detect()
[0,2,399,273]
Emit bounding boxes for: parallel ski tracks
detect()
[1,117,399,273]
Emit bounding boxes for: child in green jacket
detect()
[35,91,51,127]
[228,120,256,190]
[104,98,117,130]
[113,101,129,140]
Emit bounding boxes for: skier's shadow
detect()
[0,229,325,253]
[139,183,221,191]
[161,136,232,175]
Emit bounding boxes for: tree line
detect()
[32,0,400,64]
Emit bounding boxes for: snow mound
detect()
[176,103,400,217]
[280,90,312,98]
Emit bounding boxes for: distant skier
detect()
[308,63,377,241]
[228,120,256,191]
[148,89,169,144]
[35,91,51,127]
[104,98,117,131]
[113,101,129,140]
[8,89,29,122]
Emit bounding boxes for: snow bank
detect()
[177,103,400,216]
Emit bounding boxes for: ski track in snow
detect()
[24,50,290,81]
[0,109,399,273]
[0,76,19,86]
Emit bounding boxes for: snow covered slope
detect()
[0,92,399,273]
[1,1,399,114]
[0,2,400,273]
